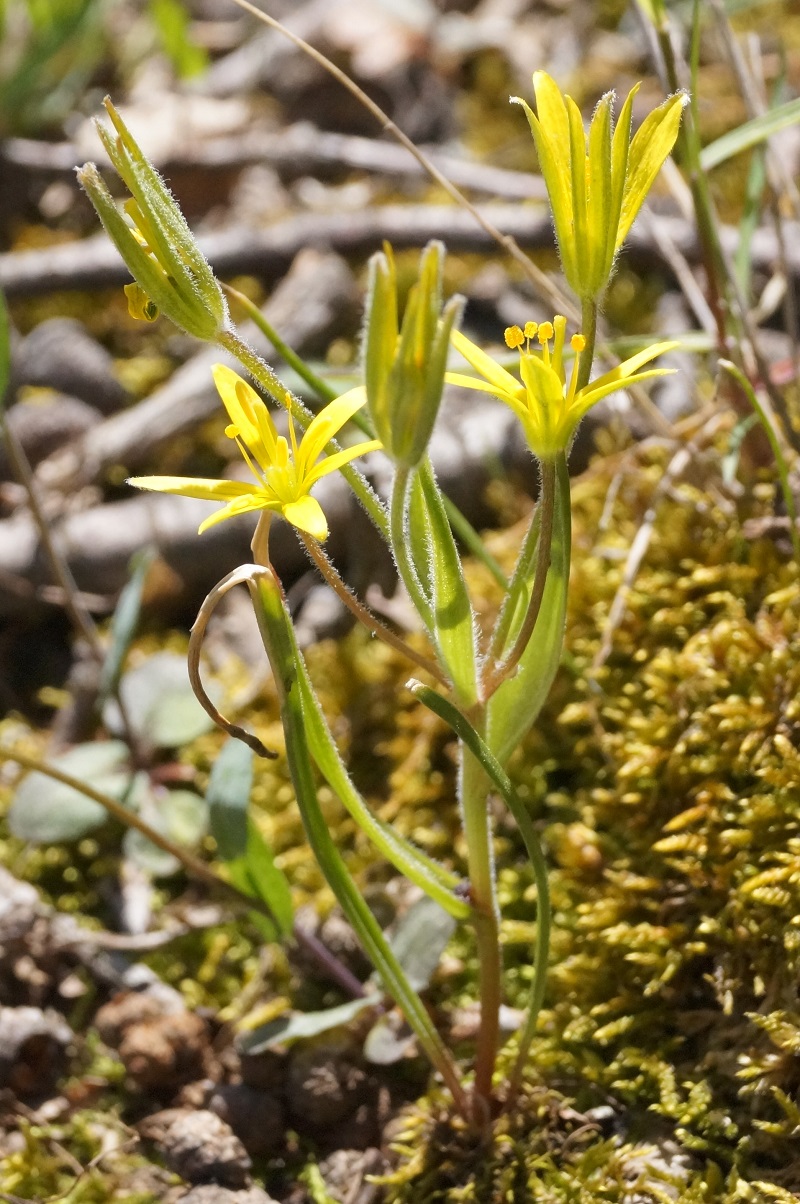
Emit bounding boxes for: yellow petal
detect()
[210,358,277,462]
[304,438,382,488]
[450,329,523,399]
[616,92,686,248]
[585,91,614,293]
[282,494,328,540]
[128,475,254,502]
[526,73,578,286]
[197,492,278,534]
[573,367,675,420]
[296,386,368,478]
[589,339,680,392]
[566,95,590,284]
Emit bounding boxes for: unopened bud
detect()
[77,99,228,342]
[364,240,463,468]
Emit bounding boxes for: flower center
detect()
[504,315,586,391]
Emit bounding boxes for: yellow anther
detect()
[538,321,554,344]
[523,321,538,339]
[571,334,586,352]
[504,325,524,349]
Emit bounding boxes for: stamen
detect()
[552,315,567,379]
[505,325,524,350]
[538,320,554,368]
[235,435,264,484]
[567,334,585,405]
[287,411,299,460]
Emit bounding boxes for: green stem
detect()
[408,683,551,1111]
[251,571,470,1117]
[223,283,339,407]
[487,503,542,665]
[299,532,448,685]
[461,734,501,1109]
[218,328,389,541]
[391,464,435,631]
[483,459,555,699]
[655,14,732,347]
[577,298,598,394]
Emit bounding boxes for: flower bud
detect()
[77,99,228,342]
[364,241,464,468]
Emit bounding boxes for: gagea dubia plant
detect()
[78,67,685,1124]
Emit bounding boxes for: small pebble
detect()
[139,1108,251,1188]
[178,1187,279,1204]
[208,1082,285,1158]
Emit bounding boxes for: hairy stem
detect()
[300,533,448,685]
[390,464,435,631]
[461,740,501,1109]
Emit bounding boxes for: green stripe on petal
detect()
[576,367,674,417]
[590,340,680,391]
[128,475,254,502]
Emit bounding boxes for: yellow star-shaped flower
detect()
[129,365,380,541]
[514,72,686,301]
[448,319,677,462]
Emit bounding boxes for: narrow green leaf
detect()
[406,470,433,600]
[207,736,253,861]
[487,454,571,765]
[99,547,157,703]
[149,0,208,78]
[237,995,380,1055]
[285,605,470,920]
[418,460,478,706]
[251,573,468,1113]
[700,96,800,171]
[226,817,294,939]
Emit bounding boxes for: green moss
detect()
[0,1108,174,1202]
[5,437,800,1199]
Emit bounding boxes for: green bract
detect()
[365,241,464,468]
[513,72,686,301]
[77,98,228,341]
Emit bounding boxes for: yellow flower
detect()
[513,72,686,301]
[448,319,678,462]
[129,365,380,541]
